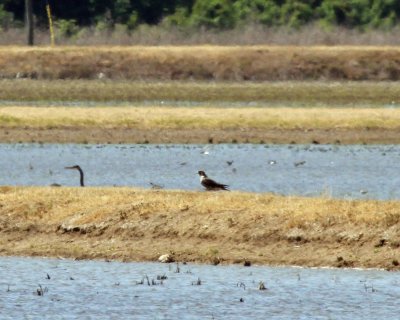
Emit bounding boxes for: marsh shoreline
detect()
[1,126,400,144]
[0,187,399,270]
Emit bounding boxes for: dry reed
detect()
[1,46,400,81]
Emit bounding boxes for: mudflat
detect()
[0,187,398,270]
[2,126,400,144]
[1,105,400,144]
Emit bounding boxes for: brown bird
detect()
[198,171,229,191]
[65,165,85,187]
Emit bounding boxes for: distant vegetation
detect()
[2,0,400,31]
[2,1,400,45]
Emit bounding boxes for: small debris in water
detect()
[36,284,48,296]
[191,278,202,286]
[46,273,51,280]
[294,161,306,167]
[226,160,234,166]
[239,298,244,302]
[258,281,267,290]
[268,160,277,165]
[243,260,251,267]
[237,282,246,290]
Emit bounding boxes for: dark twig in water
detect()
[237,282,246,290]
[36,284,48,296]
[191,278,202,286]
[135,275,164,286]
[157,274,168,280]
[46,273,51,280]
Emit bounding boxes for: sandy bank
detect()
[0,187,399,269]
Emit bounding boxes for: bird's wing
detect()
[202,178,229,190]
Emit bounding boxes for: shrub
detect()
[280,0,314,28]
[0,4,13,30]
[234,0,280,26]
[55,19,79,37]
[190,0,239,29]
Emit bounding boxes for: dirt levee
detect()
[0,187,399,269]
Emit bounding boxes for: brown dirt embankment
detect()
[2,46,400,81]
[0,187,399,270]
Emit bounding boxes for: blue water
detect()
[0,257,398,319]
[0,143,399,199]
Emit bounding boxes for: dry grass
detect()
[0,106,399,130]
[1,46,400,81]
[4,24,400,46]
[0,186,399,268]
[1,186,398,227]
[1,79,400,106]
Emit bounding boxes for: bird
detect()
[149,182,164,190]
[198,171,229,191]
[65,165,85,187]
[294,160,306,167]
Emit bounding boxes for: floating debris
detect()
[258,281,267,290]
[294,161,306,167]
[237,282,246,290]
[191,278,202,286]
[36,284,48,296]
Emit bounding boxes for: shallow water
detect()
[0,257,398,319]
[0,143,399,199]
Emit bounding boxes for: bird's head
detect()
[198,170,207,177]
[65,165,81,170]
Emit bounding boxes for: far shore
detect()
[1,126,400,144]
[0,187,399,270]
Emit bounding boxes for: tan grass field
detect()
[1,79,400,105]
[0,186,399,269]
[0,105,399,144]
[0,106,399,130]
[1,46,400,81]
